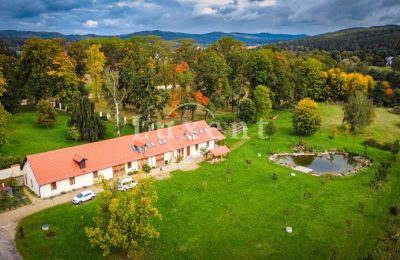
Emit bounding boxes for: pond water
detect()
[275,153,360,175]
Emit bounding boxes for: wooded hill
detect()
[278,25,400,65]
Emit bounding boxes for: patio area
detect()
[145,155,205,180]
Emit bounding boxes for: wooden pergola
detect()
[208,145,231,164]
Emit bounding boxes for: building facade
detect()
[22,121,225,198]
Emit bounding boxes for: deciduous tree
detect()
[86,177,161,257]
[87,44,106,100]
[292,98,321,136]
[343,91,375,133]
[238,98,256,123]
[254,85,273,120]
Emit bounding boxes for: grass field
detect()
[0,107,136,160]
[14,103,400,259]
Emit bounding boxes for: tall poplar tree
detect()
[87,44,106,100]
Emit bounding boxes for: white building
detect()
[22,121,225,198]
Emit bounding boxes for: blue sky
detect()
[0,0,399,35]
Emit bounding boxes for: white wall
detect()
[148,156,156,167]
[23,162,40,197]
[125,161,138,172]
[40,172,94,199]
[98,167,113,179]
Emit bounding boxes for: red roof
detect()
[25,120,225,186]
[209,145,231,157]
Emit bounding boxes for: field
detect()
[0,107,135,160]
[13,104,400,259]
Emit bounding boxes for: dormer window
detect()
[73,154,87,169]
[158,139,167,145]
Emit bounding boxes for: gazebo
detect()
[208,145,231,163]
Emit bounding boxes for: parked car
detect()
[72,190,96,204]
[117,177,137,191]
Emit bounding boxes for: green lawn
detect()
[0,107,136,160]
[15,104,400,259]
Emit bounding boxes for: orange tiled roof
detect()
[209,145,231,157]
[25,120,225,186]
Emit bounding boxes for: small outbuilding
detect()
[209,145,231,163]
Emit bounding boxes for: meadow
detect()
[13,104,400,259]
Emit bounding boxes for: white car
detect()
[117,177,137,191]
[72,190,96,204]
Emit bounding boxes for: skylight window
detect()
[158,139,167,145]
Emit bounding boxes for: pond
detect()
[271,152,368,175]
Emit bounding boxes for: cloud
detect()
[0,0,398,35]
[84,20,98,28]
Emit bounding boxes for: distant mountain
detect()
[277,25,400,55]
[0,30,308,46]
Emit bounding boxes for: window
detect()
[195,144,199,151]
[30,179,33,188]
[51,182,57,191]
[93,171,98,178]
[69,177,75,185]
[206,141,210,148]
[127,162,132,168]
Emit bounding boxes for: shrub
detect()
[265,121,277,140]
[0,155,19,169]
[238,98,256,123]
[292,98,321,136]
[363,138,400,155]
[304,191,312,200]
[389,206,399,216]
[36,100,57,127]
[67,125,80,142]
[370,161,392,188]
[328,126,337,139]
[389,106,400,115]
[271,173,278,180]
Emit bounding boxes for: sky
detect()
[0,0,399,36]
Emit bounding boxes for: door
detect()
[112,164,126,178]
[186,147,190,156]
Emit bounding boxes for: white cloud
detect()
[114,0,159,9]
[84,20,98,27]
[194,7,217,16]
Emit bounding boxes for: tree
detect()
[15,38,63,101]
[47,52,80,104]
[194,49,229,108]
[200,147,209,158]
[68,125,80,142]
[254,85,273,120]
[0,69,9,146]
[86,177,161,257]
[142,163,152,176]
[87,44,106,100]
[120,37,168,130]
[238,98,256,123]
[0,55,20,112]
[36,100,57,127]
[343,91,375,133]
[292,98,321,136]
[68,92,105,142]
[103,67,126,136]
[391,56,400,71]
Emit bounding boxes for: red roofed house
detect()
[22,121,226,198]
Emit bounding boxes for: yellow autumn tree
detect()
[292,98,321,136]
[87,44,106,100]
[47,52,80,103]
[0,68,6,96]
[341,72,375,96]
